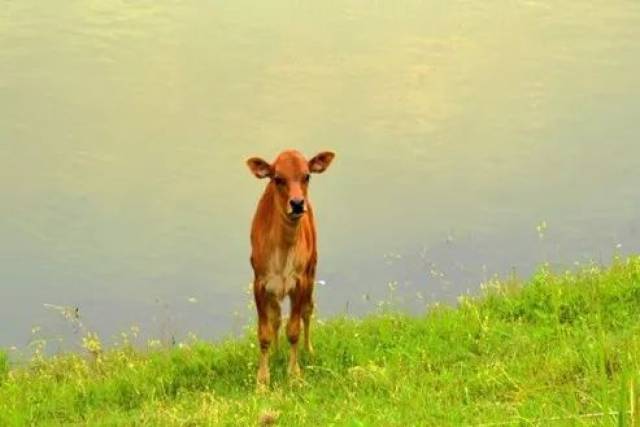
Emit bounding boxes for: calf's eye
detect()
[274,177,286,186]
[303,174,310,183]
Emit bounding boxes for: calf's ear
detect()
[308,151,335,174]
[246,157,272,179]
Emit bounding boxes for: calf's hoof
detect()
[288,362,301,377]
[256,367,270,389]
[305,342,314,355]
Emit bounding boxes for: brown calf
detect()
[246,149,335,386]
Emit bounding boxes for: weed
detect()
[1,257,639,425]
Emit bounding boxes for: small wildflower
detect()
[383,252,402,264]
[536,220,548,239]
[82,332,102,357]
[429,266,445,278]
[188,297,198,303]
[130,325,140,338]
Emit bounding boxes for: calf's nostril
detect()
[289,199,305,213]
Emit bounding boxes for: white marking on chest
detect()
[265,249,301,299]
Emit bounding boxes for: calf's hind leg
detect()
[302,271,315,354]
[286,291,304,377]
[302,298,314,354]
[271,299,282,351]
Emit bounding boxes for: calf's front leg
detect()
[255,287,279,386]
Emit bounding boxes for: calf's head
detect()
[247,150,335,220]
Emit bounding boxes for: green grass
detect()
[2,257,640,426]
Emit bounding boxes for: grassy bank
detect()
[1,257,640,425]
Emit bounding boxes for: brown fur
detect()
[246,149,335,386]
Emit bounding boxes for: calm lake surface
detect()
[1,1,639,349]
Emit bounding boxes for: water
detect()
[1,1,639,349]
